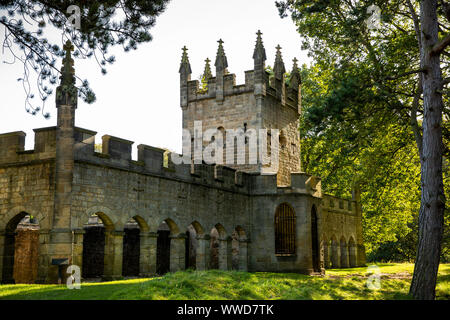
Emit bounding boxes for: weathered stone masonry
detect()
[0,34,366,284]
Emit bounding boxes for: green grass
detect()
[0,263,448,300]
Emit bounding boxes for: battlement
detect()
[0,127,96,164]
[180,31,301,114]
[0,127,325,198]
[322,194,356,215]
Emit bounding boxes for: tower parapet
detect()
[180,31,302,186]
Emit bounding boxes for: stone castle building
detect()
[0,32,365,284]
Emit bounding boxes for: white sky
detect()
[0,0,310,156]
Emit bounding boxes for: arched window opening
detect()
[122,218,140,277]
[185,224,198,270]
[210,227,220,269]
[82,214,106,279]
[274,203,296,255]
[156,221,171,275]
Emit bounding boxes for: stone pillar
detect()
[47,40,78,283]
[36,230,50,284]
[139,232,158,277]
[195,234,211,271]
[323,242,330,269]
[71,229,84,272]
[357,244,366,267]
[349,243,357,267]
[170,234,186,273]
[238,239,248,271]
[340,243,349,268]
[331,241,340,268]
[218,236,232,271]
[103,230,123,280]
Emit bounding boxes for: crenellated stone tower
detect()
[180,31,302,186]
[0,35,365,284]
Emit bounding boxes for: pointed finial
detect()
[179,45,192,74]
[274,44,286,80]
[203,58,212,80]
[253,30,267,61]
[215,39,228,71]
[59,40,75,86]
[289,57,301,89]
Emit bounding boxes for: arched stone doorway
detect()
[1,213,40,284]
[232,226,248,271]
[209,227,220,269]
[340,236,349,268]
[311,205,320,272]
[185,224,197,270]
[156,219,184,274]
[156,221,171,275]
[330,235,340,268]
[274,203,296,255]
[348,237,357,267]
[82,212,116,279]
[122,218,140,277]
[211,224,230,270]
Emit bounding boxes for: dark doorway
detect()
[185,224,197,270]
[82,215,105,278]
[122,220,140,277]
[156,228,171,275]
[311,206,320,272]
[210,227,220,269]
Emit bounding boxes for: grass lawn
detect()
[0,263,448,300]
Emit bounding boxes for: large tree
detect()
[0,0,170,117]
[276,0,448,299]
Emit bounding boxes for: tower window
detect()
[274,203,296,255]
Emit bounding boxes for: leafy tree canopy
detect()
[276,0,449,261]
[0,0,170,117]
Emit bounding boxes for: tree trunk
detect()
[410,0,446,300]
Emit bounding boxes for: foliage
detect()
[277,0,450,263]
[0,0,170,117]
[0,264,448,300]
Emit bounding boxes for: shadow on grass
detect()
[1,265,448,300]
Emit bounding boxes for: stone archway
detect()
[340,236,349,268]
[209,227,220,269]
[212,224,230,271]
[81,212,116,280]
[348,236,357,267]
[156,218,183,274]
[232,226,248,271]
[156,221,171,275]
[122,218,141,277]
[330,235,340,268]
[1,212,40,284]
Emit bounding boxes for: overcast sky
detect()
[0,0,310,155]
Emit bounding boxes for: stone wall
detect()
[13,228,39,284]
